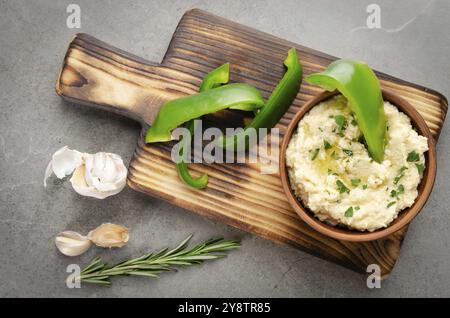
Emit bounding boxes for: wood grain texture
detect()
[56,9,448,277]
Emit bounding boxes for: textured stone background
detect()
[0,0,449,297]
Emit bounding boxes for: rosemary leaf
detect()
[127,271,161,278]
[82,278,111,285]
[78,235,240,286]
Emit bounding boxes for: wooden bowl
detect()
[279,90,437,242]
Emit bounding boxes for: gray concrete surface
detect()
[1,0,449,297]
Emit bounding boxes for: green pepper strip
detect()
[175,120,208,188]
[174,63,231,189]
[200,63,257,112]
[218,48,302,150]
[306,59,386,162]
[199,62,229,92]
[145,83,264,143]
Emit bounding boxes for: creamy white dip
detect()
[286,95,428,232]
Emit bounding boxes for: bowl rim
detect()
[279,89,437,242]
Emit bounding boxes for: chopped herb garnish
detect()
[351,118,357,126]
[335,115,346,126]
[355,206,360,211]
[343,149,353,156]
[318,127,323,132]
[336,180,350,194]
[399,166,408,173]
[323,140,332,150]
[351,178,361,187]
[331,151,339,160]
[334,115,347,136]
[387,201,396,208]
[416,163,425,174]
[362,184,368,190]
[344,207,353,217]
[407,150,420,162]
[390,184,405,199]
[394,166,408,185]
[311,148,320,160]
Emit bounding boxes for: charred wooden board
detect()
[56,9,448,277]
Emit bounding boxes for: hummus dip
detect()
[286,95,428,232]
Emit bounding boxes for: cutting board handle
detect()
[56,33,198,125]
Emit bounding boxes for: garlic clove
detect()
[70,164,119,199]
[55,231,92,256]
[84,152,127,193]
[87,223,129,248]
[44,146,83,187]
[90,153,117,183]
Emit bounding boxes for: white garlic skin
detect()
[87,223,129,248]
[55,231,92,256]
[44,146,83,187]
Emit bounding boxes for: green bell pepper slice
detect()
[306,59,386,162]
[175,63,232,189]
[219,48,303,150]
[199,62,255,111]
[145,83,264,143]
[175,119,208,189]
[199,62,229,92]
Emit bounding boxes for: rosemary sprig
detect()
[78,235,240,286]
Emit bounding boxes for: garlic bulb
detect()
[88,223,129,248]
[55,231,92,256]
[44,146,127,199]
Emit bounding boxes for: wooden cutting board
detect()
[56,9,448,277]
